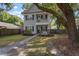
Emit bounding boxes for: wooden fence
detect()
[0,28,21,36]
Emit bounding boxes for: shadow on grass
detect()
[24,36,54,56]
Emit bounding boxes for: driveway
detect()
[0,34,39,56]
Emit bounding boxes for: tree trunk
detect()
[57,3,79,41]
[56,18,61,30]
[66,22,78,41]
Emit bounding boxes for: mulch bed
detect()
[47,36,79,56]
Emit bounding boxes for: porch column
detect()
[34,14,37,34]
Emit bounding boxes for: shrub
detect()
[23,29,32,35]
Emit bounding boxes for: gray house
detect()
[22,4,53,34]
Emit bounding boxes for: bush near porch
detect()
[23,29,33,36]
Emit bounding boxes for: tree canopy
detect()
[0,3,13,11]
[0,11,24,26]
[0,3,24,26]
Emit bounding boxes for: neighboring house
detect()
[22,4,53,34]
[0,22,21,35]
[0,22,20,29]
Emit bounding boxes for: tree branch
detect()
[34,3,67,27]
[57,3,76,28]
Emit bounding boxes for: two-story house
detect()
[22,4,53,34]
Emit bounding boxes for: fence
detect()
[50,29,67,34]
[0,28,21,36]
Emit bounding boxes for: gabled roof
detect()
[0,22,20,29]
[22,4,43,14]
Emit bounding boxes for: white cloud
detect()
[8,11,24,20]
[8,11,21,15]
[13,6,17,9]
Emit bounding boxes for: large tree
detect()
[0,3,13,11]
[33,3,79,42]
[8,15,24,26]
[0,3,13,19]
[0,11,10,22]
[57,4,78,41]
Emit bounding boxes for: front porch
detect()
[36,25,52,36]
[36,25,48,33]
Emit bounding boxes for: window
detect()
[25,15,28,20]
[41,15,43,19]
[45,15,48,19]
[29,26,34,31]
[36,14,39,20]
[26,26,34,32]
[32,26,34,31]
[32,15,34,20]
[36,14,42,19]
[36,14,43,22]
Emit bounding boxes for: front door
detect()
[42,25,47,31]
[37,25,41,33]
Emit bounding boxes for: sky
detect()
[8,3,24,20]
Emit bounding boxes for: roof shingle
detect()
[0,22,20,29]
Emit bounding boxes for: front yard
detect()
[22,34,68,56]
[1,34,78,56]
[24,35,54,56]
[23,34,79,56]
[0,35,27,47]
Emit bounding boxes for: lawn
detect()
[24,35,54,56]
[0,35,27,47]
[23,34,68,56]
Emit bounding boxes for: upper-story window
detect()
[32,15,34,20]
[36,14,40,20]
[36,14,43,20]
[36,14,48,22]
[25,15,35,20]
[36,14,41,22]
[41,15,43,19]
[25,15,28,20]
[45,14,48,19]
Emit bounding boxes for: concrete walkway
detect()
[0,34,39,56]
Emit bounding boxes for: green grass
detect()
[24,36,54,56]
[0,35,27,47]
